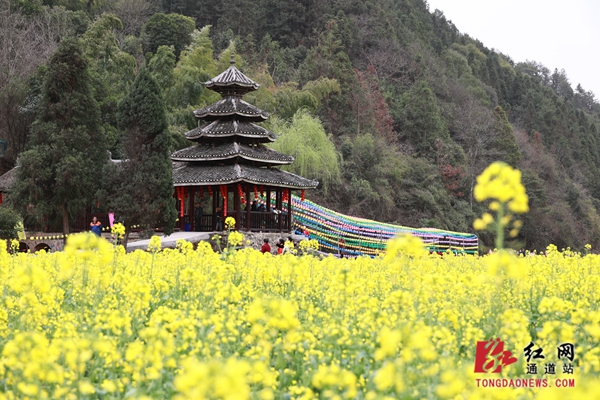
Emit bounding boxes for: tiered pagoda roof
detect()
[172,163,315,188]
[172,55,318,190]
[185,120,277,142]
[193,97,269,121]
[205,63,261,95]
[171,142,294,164]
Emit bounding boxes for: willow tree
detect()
[269,109,340,194]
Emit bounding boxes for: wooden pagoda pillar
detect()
[233,185,240,230]
[212,186,218,231]
[179,187,186,231]
[189,187,195,231]
[245,184,251,231]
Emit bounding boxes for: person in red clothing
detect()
[261,238,271,254]
[276,238,285,254]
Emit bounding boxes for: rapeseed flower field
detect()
[1,163,599,399]
[1,233,599,399]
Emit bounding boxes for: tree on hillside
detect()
[109,0,155,37]
[397,80,448,156]
[9,39,108,233]
[140,13,195,57]
[352,66,395,141]
[0,2,71,169]
[82,13,136,159]
[104,67,176,247]
[451,94,502,208]
[492,106,520,167]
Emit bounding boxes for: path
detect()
[126,231,212,252]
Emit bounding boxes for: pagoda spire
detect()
[204,51,259,96]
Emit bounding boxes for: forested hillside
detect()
[2,0,600,250]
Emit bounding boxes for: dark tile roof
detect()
[205,64,260,96]
[171,142,294,164]
[186,119,277,142]
[0,167,18,192]
[194,97,269,122]
[172,162,318,189]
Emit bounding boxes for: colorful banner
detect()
[289,195,478,257]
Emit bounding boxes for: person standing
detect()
[276,238,285,255]
[215,207,223,231]
[194,203,203,231]
[90,216,102,237]
[283,236,294,254]
[338,237,346,258]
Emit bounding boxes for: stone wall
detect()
[19,232,112,253]
[243,232,301,251]
[204,231,307,254]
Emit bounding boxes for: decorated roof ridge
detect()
[194,97,269,121]
[170,142,294,164]
[205,54,260,93]
[0,166,18,192]
[172,162,318,189]
[185,120,277,142]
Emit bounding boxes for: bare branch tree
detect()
[0,1,70,166]
[110,0,156,38]
[449,83,502,207]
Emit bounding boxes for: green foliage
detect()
[148,45,176,92]
[242,66,277,113]
[107,68,176,244]
[397,80,449,156]
[395,156,472,231]
[12,0,42,15]
[82,13,136,159]
[336,133,404,221]
[272,82,319,120]
[141,12,195,57]
[269,110,341,194]
[166,26,218,113]
[9,39,108,233]
[0,207,22,239]
[492,106,520,167]
[270,78,340,120]
[83,13,123,60]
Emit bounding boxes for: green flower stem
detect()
[496,203,504,250]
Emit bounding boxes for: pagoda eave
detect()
[193,97,270,121]
[172,163,318,190]
[170,143,294,164]
[187,132,277,142]
[185,120,277,142]
[205,64,260,92]
[194,112,268,122]
[171,156,293,165]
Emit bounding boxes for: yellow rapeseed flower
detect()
[225,217,236,229]
[473,162,529,248]
[147,235,162,253]
[228,231,244,247]
[384,233,427,260]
